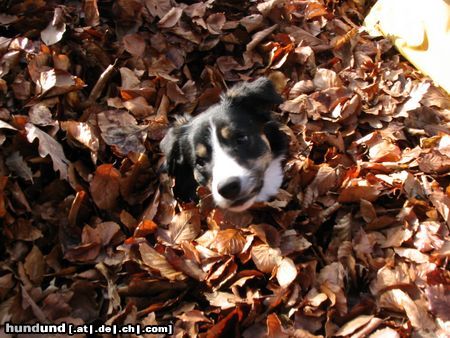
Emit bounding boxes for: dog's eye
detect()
[235,133,249,145]
[196,157,206,167]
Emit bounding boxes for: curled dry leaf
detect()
[158,7,183,28]
[370,264,411,295]
[394,248,429,264]
[61,121,100,153]
[204,306,244,337]
[368,138,402,162]
[251,244,282,274]
[133,219,157,237]
[37,69,85,98]
[247,24,278,51]
[276,257,297,288]
[41,7,66,46]
[249,224,280,247]
[123,96,155,119]
[334,315,375,336]
[206,13,226,34]
[360,199,377,223]
[413,221,444,252]
[138,242,186,281]
[25,123,69,179]
[379,289,435,330]
[0,120,17,131]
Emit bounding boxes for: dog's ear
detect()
[160,126,198,202]
[160,126,183,176]
[224,77,283,117]
[263,121,289,158]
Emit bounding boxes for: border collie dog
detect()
[160,77,288,211]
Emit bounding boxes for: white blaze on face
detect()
[209,120,284,211]
[210,122,252,209]
[255,156,284,202]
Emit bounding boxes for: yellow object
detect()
[364,0,450,94]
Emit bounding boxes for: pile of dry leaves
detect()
[0,0,449,337]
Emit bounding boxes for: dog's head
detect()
[160,77,288,211]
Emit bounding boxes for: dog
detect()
[160,77,288,212]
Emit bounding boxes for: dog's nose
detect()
[217,177,241,200]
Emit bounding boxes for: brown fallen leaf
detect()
[267,313,290,338]
[203,306,244,338]
[29,104,54,126]
[122,33,146,57]
[90,164,121,210]
[280,231,312,256]
[338,179,380,203]
[334,315,375,336]
[138,241,186,281]
[6,152,33,182]
[123,96,155,119]
[61,120,100,162]
[425,284,450,322]
[41,7,66,46]
[247,24,278,51]
[25,123,69,179]
[158,7,183,28]
[249,223,280,247]
[379,289,435,330]
[158,208,201,245]
[313,68,342,90]
[41,291,73,321]
[37,69,85,98]
[369,327,401,338]
[251,243,282,274]
[165,247,206,281]
[206,13,226,35]
[134,219,157,237]
[97,110,147,156]
[24,245,46,285]
[84,0,100,27]
[210,229,246,255]
[10,218,43,241]
[276,257,297,288]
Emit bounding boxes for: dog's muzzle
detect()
[214,174,263,210]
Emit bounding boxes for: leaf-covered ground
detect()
[1,0,449,337]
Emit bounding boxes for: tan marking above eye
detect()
[195,143,208,158]
[220,127,232,140]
